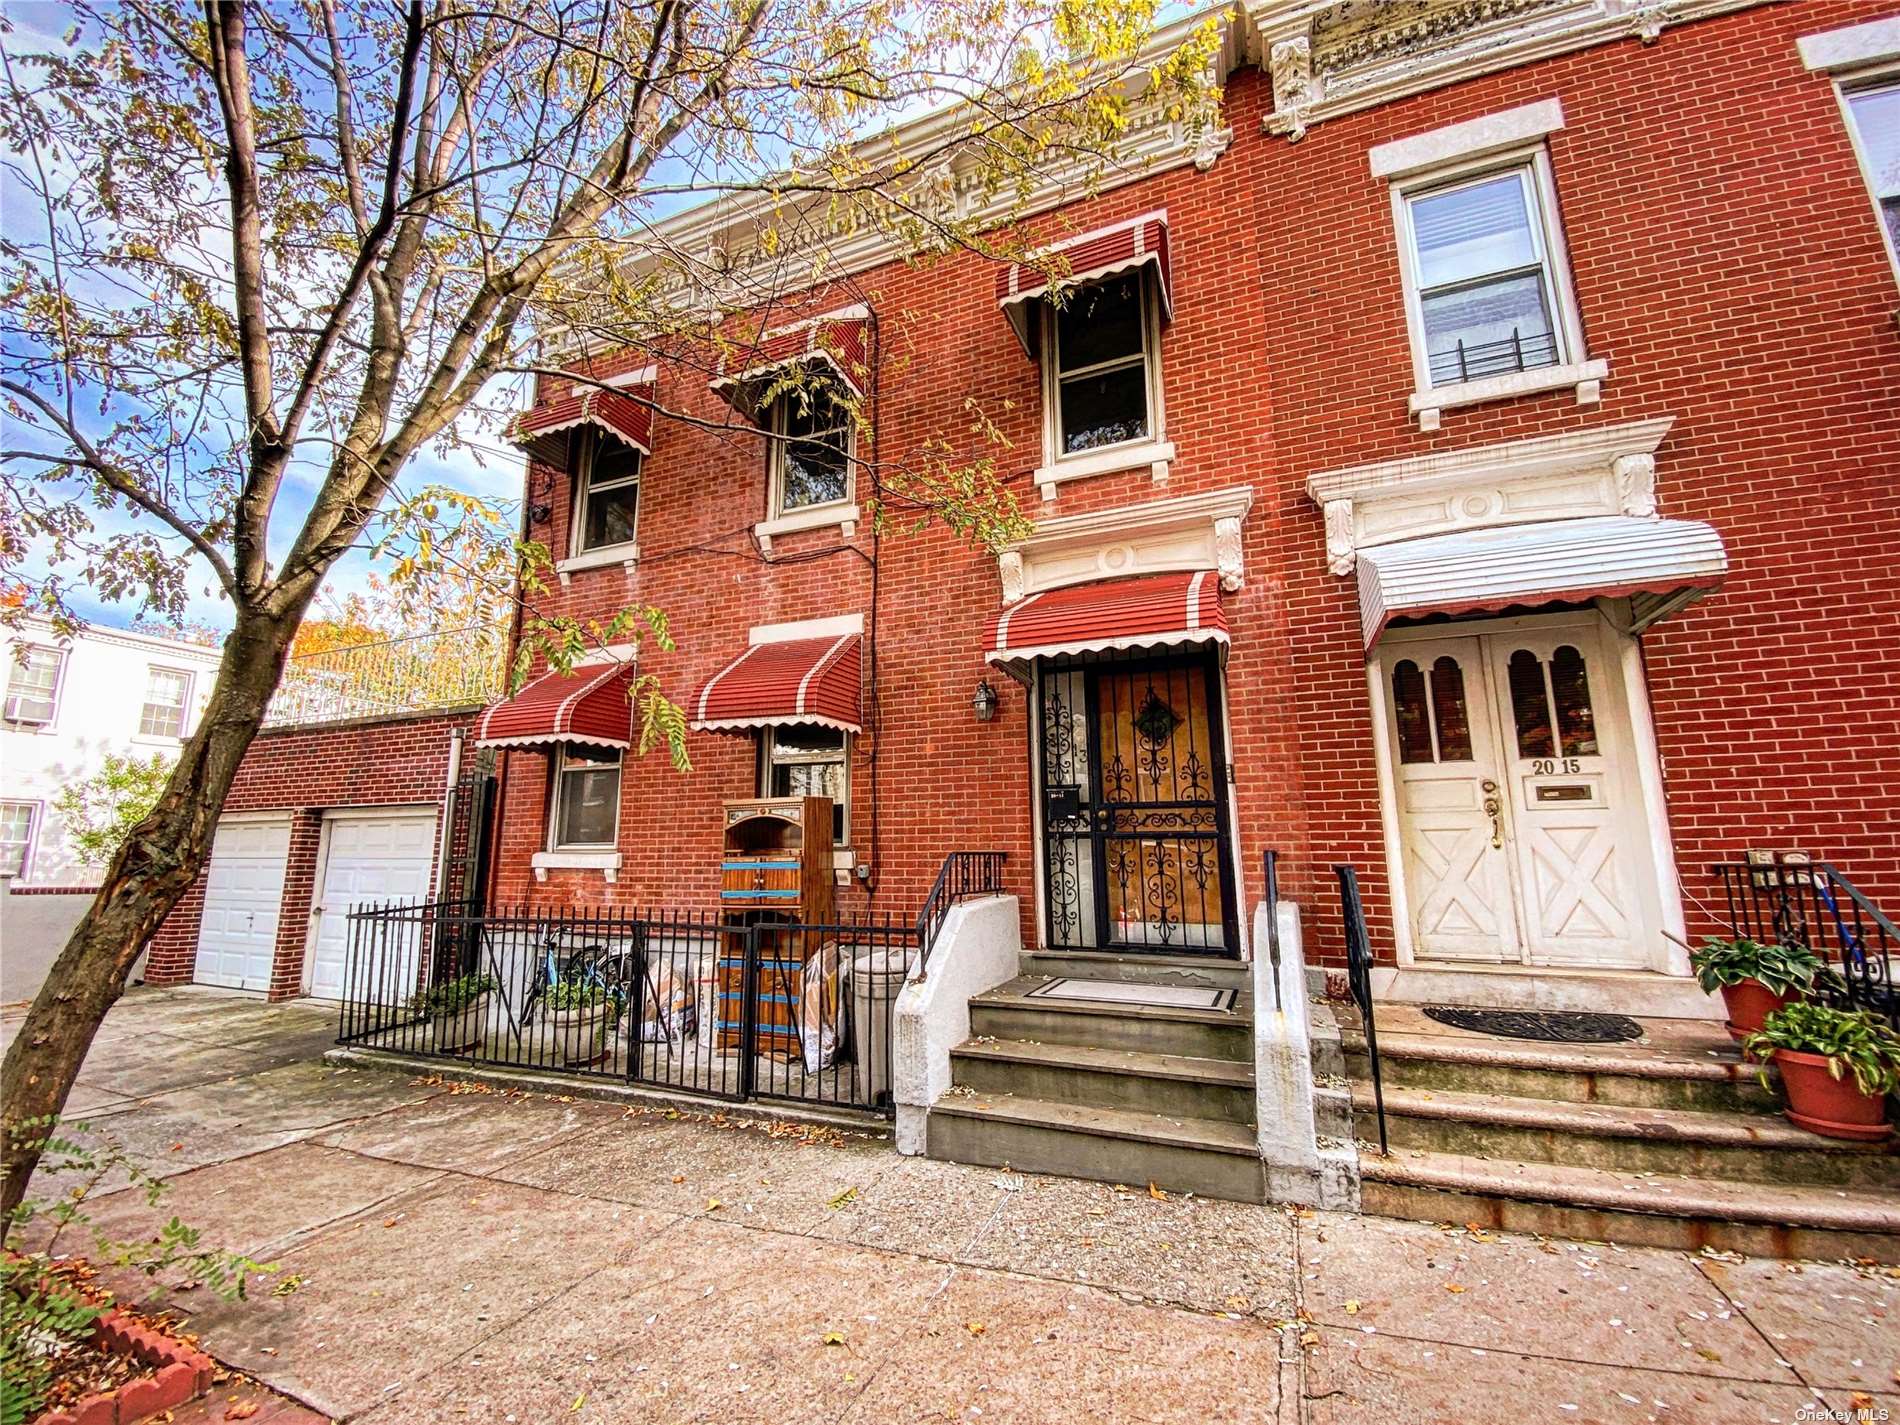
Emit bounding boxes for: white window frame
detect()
[3,646,65,729]
[548,745,623,852]
[1034,271,1171,493]
[568,428,642,561]
[757,725,850,847]
[1836,72,1900,286]
[0,800,37,879]
[138,665,194,741]
[767,385,856,520]
[1389,145,1604,431]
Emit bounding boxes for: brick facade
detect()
[146,711,473,999]
[484,2,1898,971]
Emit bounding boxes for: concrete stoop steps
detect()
[926,969,1266,1202]
[1344,1014,1900,1261]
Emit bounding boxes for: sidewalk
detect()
[13,987,1894,1423]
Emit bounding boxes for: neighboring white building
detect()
[1,617,223,885]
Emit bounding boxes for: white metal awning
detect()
[1355,515,1729,650]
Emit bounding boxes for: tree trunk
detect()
[0,608,303,1237]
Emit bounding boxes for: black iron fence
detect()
[1710,859,1898,1030]
[337,901,923,1115]
[915,851,1008,970]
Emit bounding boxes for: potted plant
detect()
[542,980,618,1066]
[1689,936,1824,1042]
[1742,1001,1900,1141]
[417,972,496,1053]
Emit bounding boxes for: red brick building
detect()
[464,0,1899,1022]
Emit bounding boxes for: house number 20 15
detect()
[1531,758,1582,775]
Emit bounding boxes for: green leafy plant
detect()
[49,753,175,871]
[544,980,613,1012]
[414,973,496,1017]
[2,1118,273,1422]
[1742,1002,1900,1098]
[1688,937,1824,998]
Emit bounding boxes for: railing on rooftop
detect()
[264,624,507,729]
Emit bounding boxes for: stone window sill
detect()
[1410,359,1608,432]
[1033,439,1175,502]
[555,544,638,586]
[532,850,621,883]
[756,503,858,555]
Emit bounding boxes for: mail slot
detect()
[1536,783,1593,803]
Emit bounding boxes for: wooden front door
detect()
[1037,651,1239,956]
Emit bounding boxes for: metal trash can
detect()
[849,946,916,1105]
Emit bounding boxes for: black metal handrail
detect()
[1263,849,1282,1012]
[1710,859,1898,1029]
[915,850,1008,967]
[1334,864,1388,1156]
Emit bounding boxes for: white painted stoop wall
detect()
[893,895,1022,1155]
[1252,899,1361,1210]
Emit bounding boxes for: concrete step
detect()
[1355,1084,1900,1190]
[926,1091,1265,1203]
[1359,1147,1900,1263]
[1341,1028,1781,1115]
[1019,951,1249,992]
[969,977,1253,1062]
[951,1037,1255,1124]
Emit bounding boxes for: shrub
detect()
[413,972,496,1016]
[544,979,613,1012]
[1742,1001,1900,1098]
[1688,937,1824,998]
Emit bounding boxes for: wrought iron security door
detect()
[1036,651,1240,956]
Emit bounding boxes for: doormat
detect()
[1422,1005,1644,1044]
[1024,978,1237,1013]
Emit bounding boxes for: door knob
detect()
[1482,795,1504,850]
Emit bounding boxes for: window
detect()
[768,383,853,517]
[760,725,848,844]
[0,802,34,878]
[572,430,642,554]
[4,646,63,727]
[139,667,192,739]
[1508,645,1598,760]
[1843,80,1900,266]
[1392,656,1474,765]
[1401,162,1570,387]
[1044,272,1158,457]
[552,746,621,849]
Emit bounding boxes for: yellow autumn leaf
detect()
[1343,1300,1361,1314]
[1445,1284,1467,1294]
[822,1331,847,1347]
[965,1321,987,1337]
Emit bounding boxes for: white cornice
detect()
[1251,0,1778,143]
[2,616,224,664]
[997,484,1255,602]
[1306,418,1673,504]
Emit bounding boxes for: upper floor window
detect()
[768,384,853,517]
[572,430,642,555]
[1843,80,1899,266]
[139,666,192,739]
[0,801,35,877]
[759,724,848,845]
[4,647,63,728]
[1043,272,1160,458]
[1400,161,1574,388]
[551,745,621,850]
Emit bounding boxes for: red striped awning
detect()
[987,571,1227,675]
[711,310,871,420]
[506,384,654,468]
[995,212,1172,356]
[691,634,862,734]
[474,662,636,750]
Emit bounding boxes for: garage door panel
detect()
[307,811,437,1000]
[193,818,290,992]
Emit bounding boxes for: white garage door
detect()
[194,817,292,991]
[306,809,438,1000]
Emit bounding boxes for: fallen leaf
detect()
[383,1217,400,1228]
[1445,1284,1467,1295]
[827,1186,859,1210]
[571,1393,586,1411]
[965,1321,987,1337]
[170,1142,184,1152]
[1148,1182,1168,1201]
[822,1331,847,1347]
[706,1198,723,1211]
[224,1405,259,1422]
[1344,1300,1361,1315]
[1693,1347,1722,1363]
[672,1174,685,1184]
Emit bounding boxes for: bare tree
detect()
[0,0,1220,1222]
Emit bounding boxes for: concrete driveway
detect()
[9,987,1893,1423]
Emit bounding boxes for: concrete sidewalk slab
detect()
[805,1149,1018,1259]
[313,1087,606,1174]
[1696,1255,1898,1394]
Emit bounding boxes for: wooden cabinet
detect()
[716,797,834,1053]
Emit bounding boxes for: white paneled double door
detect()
[1380,619,1661,971]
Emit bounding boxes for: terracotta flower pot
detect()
[1719,979,1797,1043]
[1772,1047,1893,1142]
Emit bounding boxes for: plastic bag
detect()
[800,940,841,1073]
[640,971,697,1044]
